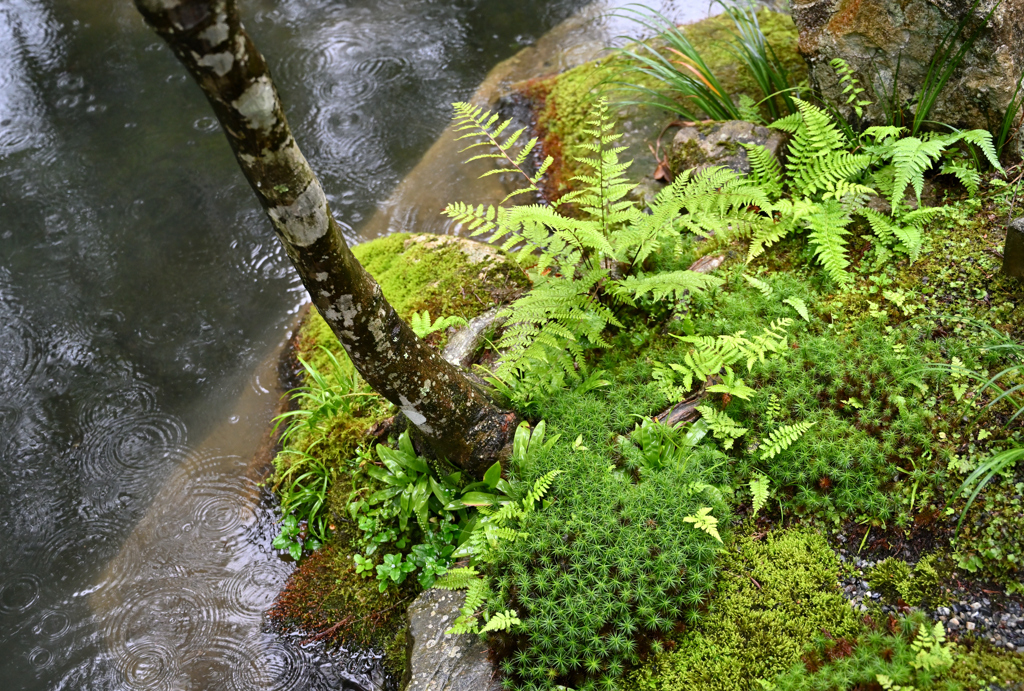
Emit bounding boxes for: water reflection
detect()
[0,0,715,689]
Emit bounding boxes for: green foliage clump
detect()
[627,529,859,691]
[868,555,945,608]
[446,100,742,384]
[954,474,1024,594]
[694,274,947,520]
[487,384,730,691]
[770,614,1024,691]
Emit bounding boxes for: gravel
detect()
[834,548,1024,653]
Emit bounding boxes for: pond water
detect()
[0,1,716,689]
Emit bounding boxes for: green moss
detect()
[669,138,710,173]
[868,555,947,608]
[626,529,860,691]
[869,557,913,602]
[352,233,526,319]
[268,543,416,678]
[771,613,1024,691]
[950,638,1024,690]
[489,375,732,691]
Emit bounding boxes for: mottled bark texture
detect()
[133,0,517,476]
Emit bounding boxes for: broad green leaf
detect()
[483,461,502,489]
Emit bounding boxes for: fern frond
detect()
[525,469,561,511]
[479,610,521,634]
[862,125,905,142]
[940,159,981,195]
[783,297,809,322]
[747,217,793,262]
[805,199,853,286]
[759,420,815,459]
[743,274,773,297]
[768,112,803,133]
[696,404,748,450]
[451,102,550,204]
[683,506,722,542]
[959,129,1002,170]
[662,319,793,395]
[750,473,770,517]
[608,270,723,304]
[888,135,947,205]
[741,143,783,199]
[434,567,482,591]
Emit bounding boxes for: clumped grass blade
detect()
[997,71,1024,156]
[715,0,796,120]
[956,448,1024,533]
[613,5,740,121]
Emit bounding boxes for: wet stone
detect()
[404,589,501,691]
[670,120,787,177]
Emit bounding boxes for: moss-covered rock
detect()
[268,544,417,678]
[627,528,860,691]
[520,9,806,198]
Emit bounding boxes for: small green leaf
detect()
[482,461,502,490]
[750,473,770,518]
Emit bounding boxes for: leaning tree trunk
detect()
[133,0,517,476]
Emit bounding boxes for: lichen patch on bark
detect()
[267,181,329,247]
[232,75,277,131]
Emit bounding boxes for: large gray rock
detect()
[403,589,501,691]
[792,0,1024,144]
[670,120,788,177]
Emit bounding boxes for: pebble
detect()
[834,547,1024,653]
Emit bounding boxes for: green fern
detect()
[479,609,522,634]
[741,143,783,200]
[831,58,872,118]
[655,319,792,399]
[696,404,748,450]
[750,473,770,517]
[683,506,722,542]
[773,99,871,199]
[939,157,981,195]
[409,310,468,338]
[445,100,727,383]
[805,198,854,286]
[759,420,815,460]
[436,469,560,636]
[434,566,482,591]
[451,102,553,204]
[783,297,809,322]
[743,274,773,298]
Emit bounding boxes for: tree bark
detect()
[133,0,517,476]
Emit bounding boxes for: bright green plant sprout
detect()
[750,473,770,517]
[684,506,723,542]
[408,310,468,338]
